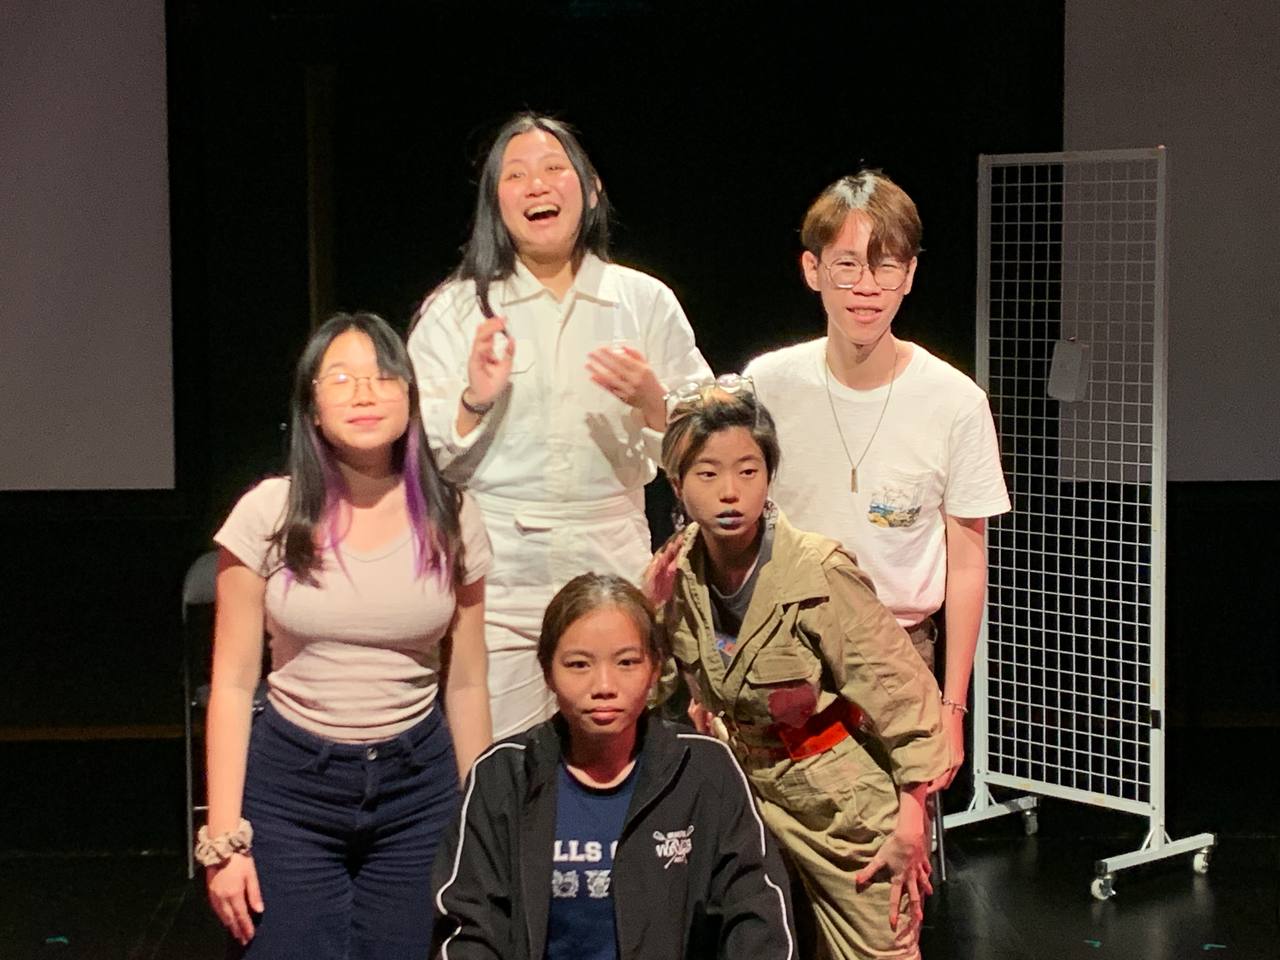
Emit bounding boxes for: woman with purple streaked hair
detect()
[202,312,493,958]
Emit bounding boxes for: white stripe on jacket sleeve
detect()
[677,733,793,960]
[434,740,527,959]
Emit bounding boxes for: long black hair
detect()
[269,312,464,587]
[456,112,611,317]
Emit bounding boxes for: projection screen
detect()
[0,0,173,490]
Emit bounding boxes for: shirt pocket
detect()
[865,469,936,530]
[497,371,547,437]
[751,736,875,835]
[746,649,814,684]
[743,647,821,729]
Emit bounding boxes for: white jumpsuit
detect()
[409,254,711,738]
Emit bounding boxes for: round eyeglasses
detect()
[313,372,408,404]
[821,257,910,292]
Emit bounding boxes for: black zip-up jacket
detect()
[431,713,795,959]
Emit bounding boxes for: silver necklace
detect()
[823,347,897,493]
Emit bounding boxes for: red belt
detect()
[735,698,865,762]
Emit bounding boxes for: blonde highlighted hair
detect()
[660,389,781,487]
[800,169,922,264]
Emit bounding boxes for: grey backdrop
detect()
[1065,0,1280,481]
[0,0,173,490]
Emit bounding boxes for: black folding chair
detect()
[181,550,218,880]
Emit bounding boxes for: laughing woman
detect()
[408,112,711,740]
[431,573,795,960]
[203,313,492,959]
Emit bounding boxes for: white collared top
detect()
[408,254,711,504]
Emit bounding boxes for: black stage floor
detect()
[2,729,1276,959]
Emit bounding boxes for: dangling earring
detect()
[670,504,688,532]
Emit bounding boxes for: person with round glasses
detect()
[311,370,411,404]
[203,313,493,957]
[743,171,1010,796]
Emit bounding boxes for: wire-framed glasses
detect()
[821,257,911,291]
[313,372,408,404]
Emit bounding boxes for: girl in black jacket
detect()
[431,573,795,960]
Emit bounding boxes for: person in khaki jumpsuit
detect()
[648,383,948,960]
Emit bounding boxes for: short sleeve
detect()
[458,492,493,586]
[743,343,804,420]
[212,477,290,576]
[943,394,1012,519]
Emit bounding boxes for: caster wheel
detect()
[1192,849,1211,875]
[1090,874,1115,901]
[1022,810,1039,836]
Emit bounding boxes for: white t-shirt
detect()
[407,253,711,503]
[214,477,493,742]
[745,338,1010,627]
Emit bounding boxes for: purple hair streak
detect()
[403,428,450,582]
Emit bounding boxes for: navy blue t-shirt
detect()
[545,761,639,960]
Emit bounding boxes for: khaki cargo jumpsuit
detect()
[666,510,948,960]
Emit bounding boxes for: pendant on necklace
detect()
[850,467,859,493]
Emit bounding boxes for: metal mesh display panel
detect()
[986,152,1159,812]
[950,148,1214,897]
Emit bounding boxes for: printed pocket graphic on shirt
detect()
[867,474,925,529]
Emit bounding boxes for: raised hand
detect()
[642,531,684,608]
[465,316,516,408]
[586,344,666,430]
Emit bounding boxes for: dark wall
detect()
[326,3,1067,379]
[1,1,1269,735]
[0,2,310,727]
[1165,481,1279,726]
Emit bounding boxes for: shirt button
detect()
[366,747,378,760]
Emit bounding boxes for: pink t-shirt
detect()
[214,476,493,742]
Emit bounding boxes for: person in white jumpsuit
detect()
[408,113,711,739]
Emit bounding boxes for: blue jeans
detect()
[235,703,459,959]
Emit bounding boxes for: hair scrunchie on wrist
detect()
[194,818,253,867]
